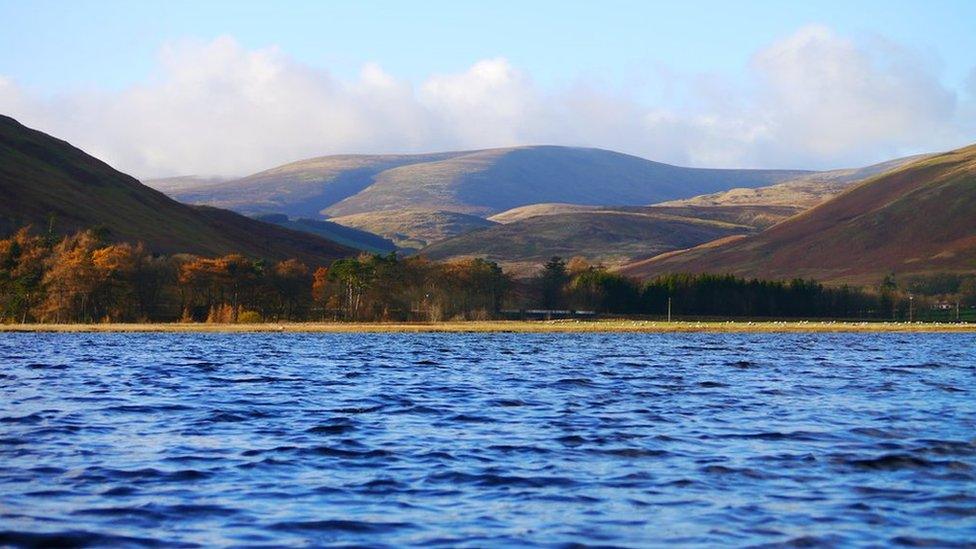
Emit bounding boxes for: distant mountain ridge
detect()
[167,146,812,218]
[0,114,355,266]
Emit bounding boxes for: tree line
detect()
[532,257,975,320]
[2,226,971,323]
[0,227,510,323]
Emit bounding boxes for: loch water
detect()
[1,332,974,547]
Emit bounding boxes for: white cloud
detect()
[420,58,538,147]
[0,28,972,178]
[745,25,960,167]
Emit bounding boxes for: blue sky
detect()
[1,0,974,176]
[3,0,975,93]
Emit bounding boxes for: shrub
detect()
[238,310,262,324]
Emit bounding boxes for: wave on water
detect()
[0,332,974,546]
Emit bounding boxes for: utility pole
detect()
[908,294,914,322]
[667,297,672,323]
[957,301,961,322]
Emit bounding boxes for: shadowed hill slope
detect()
[620,145,976,284]
[0,115,355,265]
[252,214,396,254]
[172,152,463,218]
[322,146,810,217]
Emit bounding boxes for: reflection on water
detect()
[1,332,974,546]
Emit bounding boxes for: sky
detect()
[1,0,974,178]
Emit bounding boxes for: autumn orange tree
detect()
[178,254,261,322]
[35,230,103,322]
[2,225,326,323]
[90,242,149,321]
[28,231,162,322]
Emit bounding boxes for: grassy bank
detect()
[2,320,975,333]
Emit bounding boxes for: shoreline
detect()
[1,320,975,333]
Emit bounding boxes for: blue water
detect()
[1,332,974,547]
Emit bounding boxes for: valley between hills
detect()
[3,111,974,299]
[144,140,964,284]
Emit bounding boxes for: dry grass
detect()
[2,320,974,333]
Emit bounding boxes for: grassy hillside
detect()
[0,115,355,265]
[645,205,803,230]
[421,209,755,276]
[168,146,809,218]
[659,154,928,210]
[330,209,496,251]
[620,145,976,284]
[491,203,799,230]
[252,214,396,253]
[488,203,602,223]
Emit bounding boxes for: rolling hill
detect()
[489,202,798,230]
[329,209,497,251]
[168,146,810,218]
[171,152,462,218]
[421,208,757,276]
[0,114,355,265]
[442,155,934,274]
[620,144,976,284]
[659,154,929,210]
[487,203,603,224]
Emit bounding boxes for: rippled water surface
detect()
[1,332,975,547]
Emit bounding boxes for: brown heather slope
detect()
[619,144,976,285]
[425,204,799,275]
[421,209,754,276]
[0,115,355,265]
